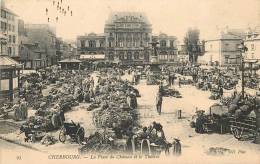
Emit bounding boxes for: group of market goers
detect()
[11,64,245,153]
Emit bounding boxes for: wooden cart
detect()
[229,116,259,141]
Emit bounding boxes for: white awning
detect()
[80,54,105,60]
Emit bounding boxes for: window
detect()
[100,41,104,47]
[140,53,144,59]
[134,53,139,59]
[80,40,85,48]
[13,36,16,43]
[224,56,229,64]
[160,40,166,47]
[109,41,112,47]
[170,41,174,47]
[9,35,11,43]
[1,10,7,18]
[127,53,132,60]
[251,44,255,50]
[89,40,96,48]
[251,53,255,59]
[1,21,7,31]
[13,47,16,56]
[119,53,123,60]
[8,47,12,55]
[119,41,123,47]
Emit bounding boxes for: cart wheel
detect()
[232,128,242,140]
[76,127,85,145]
[59,127,66,143]
[202,124,208,133]
[141,139,151,155]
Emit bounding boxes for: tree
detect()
[184,28,204,63]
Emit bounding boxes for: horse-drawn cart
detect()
[230,116,259,141]
[59,121,85,144]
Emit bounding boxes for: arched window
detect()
[127,52,132,60]
[134,52,139,59]
[109,52,114,60]
[170,40,174,47]
[89,40,96,48]
[80,40,85,48]
[119,52,124,60]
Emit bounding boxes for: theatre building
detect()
[77,12,178,65]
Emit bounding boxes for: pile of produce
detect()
[220,97,233,106]
[161,86,182,98]
[90,78,138,129]
[228,94,259,118]
[147,75,161,85]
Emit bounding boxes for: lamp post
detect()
[238,41,248,99]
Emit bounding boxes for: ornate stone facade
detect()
[77,12,177,65]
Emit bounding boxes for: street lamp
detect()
[237,41,248,99]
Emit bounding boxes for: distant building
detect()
[152,33,178,63]
[244,26,260,60]
[177,43,189,63]
[77,12,178,65]
[56,38,77,61]
[77,33,105,60]
[0,0,19,60]
[199,29,245,66]
[25,24,57,66]
[17,20,46,69]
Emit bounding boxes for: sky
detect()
[4,0,260,41]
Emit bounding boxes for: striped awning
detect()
[80,54,105,60]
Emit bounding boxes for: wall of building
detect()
[77,33,106,56]
[240,26,260,63]
[0,5,19,58]
[245,39,260,60]
[25,24,56,66]
[201,40,221,65]
[201,38,241,66]
[19,44,46,69]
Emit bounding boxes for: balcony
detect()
[114,47,144,50]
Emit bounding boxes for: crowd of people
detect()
[2,61,260,152]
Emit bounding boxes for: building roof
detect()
[58,58,82,63]
[1,7,18,16]
[0,55,22,69]
[206,29,245,41]
[77,33,105,39]
[105,12,150,25]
